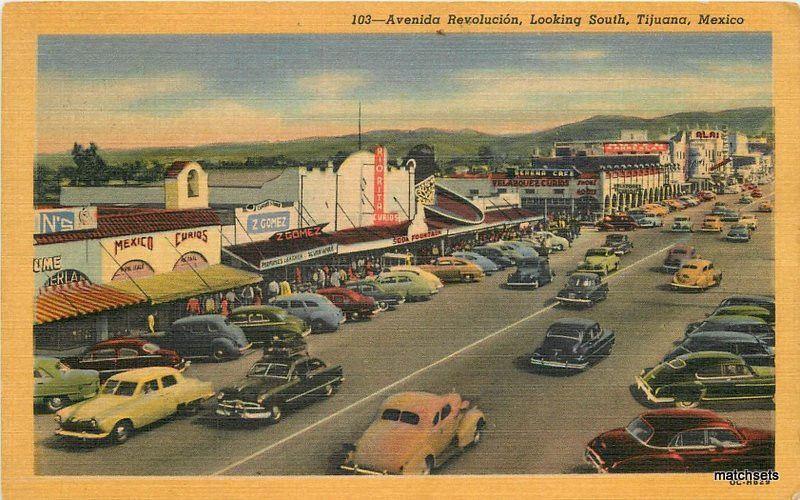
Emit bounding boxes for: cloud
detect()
[296,71,367,97]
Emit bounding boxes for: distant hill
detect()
[36,107,773,170]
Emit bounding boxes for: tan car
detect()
[700,216,724,232]
[341,391,486,475]
[670,259,722,291]
[417,257,485,283]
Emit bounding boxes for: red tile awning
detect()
[35,283,146,325]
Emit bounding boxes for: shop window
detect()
[469,189,479,196]
[496,188,507,194]
[554,189,564,195]
[187,169,199,198]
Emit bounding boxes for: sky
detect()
[37,34,772,153]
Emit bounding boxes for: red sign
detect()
[113,235,153,255]
[577,178,597,186]
[603,142,668,155]
[175,229,208,247]
[374,146,386,223]
[491,178,570,187]
[374,212,400,226]
[392,229,442,245]
[270,223,328,242]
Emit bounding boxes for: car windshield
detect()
[56,361,71,373]
[142,343,160,354]
[100,379,138,396]
[626,417,655,445]
[272,310,288,321]
[248,363,290,379]
[569,276,593,287]
[681,264,699,270]
[670,249,687,256]
[381,408,420,425]
[586,249,607,257]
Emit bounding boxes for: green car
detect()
[635,351,774,409]
[709,305,774,325]
[34,356,100,412]
[228,305,311,343]
[577,248,620,276]
[374,271,437,302]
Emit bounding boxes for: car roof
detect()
[640,409,730,431]
[688,331,762,343]
[670,243,693,251]
[230,305,284,314]
[677,351,743,362]
[518,256,548,265]
[173,314,227,325]
[34,356,60,368]
[274,292,326,301]
[683,259,711,266]
[91,337,147,349]
[705,315,766,325]
[723,294,774,304]
[550,317,597,329]
[381,391,447,416]
[109,366,180,382]
[257,353,308,364]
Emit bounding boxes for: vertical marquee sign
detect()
[373,146,386,220]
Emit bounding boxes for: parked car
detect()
[526,319,614,371]
[35,356,99,412]
[739,214,758,230]
[670,216,694,233]
[719,209,741,223]
[642,203,670,216]
[530,231,571,251]
[577,248,620,276]
[494,240,538,258]
[228,305,311,345]
[511,238,549,256]
[757,201,772,212]
[317,287,377,321]
[417,256,485,283]
[214,354,343,423]
[662,244,698,272]
[634,352,774,408]
[505,256,553,288]
[261,335,308,358]
[585,409,774,473]
[716,295,774,324]
[637,215,663,228]
[553,227,576,244]
[55,367,214,444]
[738,194,754,204]
[555,273,609,307]
[628,211,648,225]
[679,196,700,207]
[664,199,686,211]
[340,391,486,475]
[685,315,774,346]
[389,266,445,290]
[710,205,729,216]
[154,315,250,361]
[451,251,500,276]
[723,184,742,194]
[270,293,345,333]
[374,271,438,302]
[706,305,773,324]
[751,189,763,198]
[700,215,723,232]
[597,214,638,231]
[345,279,406,310]
[698,190,717,201]
[471,246,515,269]
[664,331,773,366]
[670,259,722,291]
[725,225,751,242]
[604,234,633,255]
[64,338,187,382]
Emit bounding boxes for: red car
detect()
[697,191,716,201]
[64,338,187,381]
[316,287,377,321]
[585,409,773,473]
[597,214,638,231]
[751,189,763,198]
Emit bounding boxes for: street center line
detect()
[211,239,686,475]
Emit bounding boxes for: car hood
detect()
[558,284,592,295]
[738,427,774,444]
[674,270,699,284]
[61,394,129,421]
[352,420,429,472]
[62,368,100,384]
[583,256,607,265]
[220,377,287,400]
[590,428,648,467]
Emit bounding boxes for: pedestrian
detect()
[253,289,262,306]
[220,297,229,317]
[279,279,292,296]
[242,285,254,306]
[204,295,217,314]
[339,267,348,284]
[186,296,201,315]
[225,289,236,309]
[147,311,157,335]
[268,279,280,298]
[330,268,341,287]
[317,268,326,288]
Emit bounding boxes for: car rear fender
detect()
[456,408,486,447]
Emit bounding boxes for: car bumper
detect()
[176,360,191,372]
[339,463,392,475]
[300,326,312,337]
[530,357,589,370]
[670,227,692,232]
[584,447,608,473]
[56,429,111,440]
[669,281,706,290]
[634,376,674,403]
[726,236,750,242]
[700,227,722,232]
[239,343,253,354]
[505,281,540,287]
[215,404,273,420]
[556,296,593,305]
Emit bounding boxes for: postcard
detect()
[3,2,799,499]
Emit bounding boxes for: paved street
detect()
[35,189,774,476]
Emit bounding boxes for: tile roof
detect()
[35,283,146,325]
[34,208,221,245]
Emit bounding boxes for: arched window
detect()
[187,169,199,198]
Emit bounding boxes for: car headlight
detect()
[90,418,99,429]
[257,394,268,405]
[54,414,62,425]
[216,392,225,401]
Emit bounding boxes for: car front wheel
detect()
[111,420,133,445]
[45,396,67,412]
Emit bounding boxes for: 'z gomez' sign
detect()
[270,223,328,242]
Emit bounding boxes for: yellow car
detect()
[758,201,773,213]
[55,367,214,444]
[642,203,669,217]
[670,259,722,291]
[700,216,723,232]
[739,214,758,230]
[389,265,445,289]
[417,257,485,283]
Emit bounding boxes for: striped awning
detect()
[35,283,146,325]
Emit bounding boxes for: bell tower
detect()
[164,161,209,210]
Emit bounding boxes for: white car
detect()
[530,231,571,251]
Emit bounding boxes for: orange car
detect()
[758,201,773,212]
[664,199,686,211]
[700,215,723,232]
[417,257,485,283]
[670,259,722,291]
[341,391,486,475]
[642,203,669,217]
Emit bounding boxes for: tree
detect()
[70,142,110,186]
[476,145,494,166]
[405,143,437,182]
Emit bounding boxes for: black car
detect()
[527,319,615,371]
[554,227,576,244]
[604,234,633,255]
[214,354,343,423]
[505,256,553,288]
[717,295,775,324]
[555,273,609,307]
[685,316,775,346]
[261,335,308,358]
[665,331,774,367]
[472,246,515,269]
[345,280,405,311]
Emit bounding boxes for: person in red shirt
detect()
[186,297,201,315]
[220,298,229,317]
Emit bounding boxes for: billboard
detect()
[603,142,669,154]
[234,202,296,242]
[34,206,97,235]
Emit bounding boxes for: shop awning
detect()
[108,264,262,304]
[35,283,147,325]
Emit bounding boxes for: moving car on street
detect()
[417,256,485,283]
[670,216,694,233]
[471,246,515,269]
[662,244,698,273]
[317,287,377,321]
[389,266,445,290]
[35,356,99,412]
[664,331,774,366]
[63,338,187,382]
[739,194,754,204]
[739,214,758,230]
[757,201,772,212]
[670,259,722,291]
[725,225,752,242]
[345,279,406,311]
[555,273,609,307]
[526,318,614,371]
[270,293,345,333]
[604,234,633,255]
[585,409,774,473]
[577,248,620,276]
[340,391,486,475]
[505,256,553,288]
[55,367,214,444]
[700,216,723,232]
[451,251,500,276]
[214,354,343,423]
[228,305,311,343]
[636,215,663,228]
[154,315,251,362]
[719,209,741,223]
[375,271,438,302]
[635,351,775,409]
[597,214,638,231]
